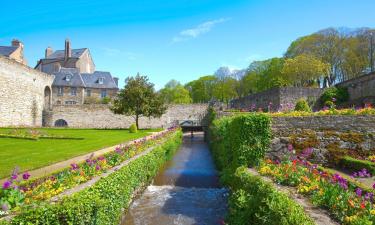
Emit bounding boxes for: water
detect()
[121,132,228,225]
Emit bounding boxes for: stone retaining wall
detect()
[45,104,209,128]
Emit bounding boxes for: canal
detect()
[121,132,228,225]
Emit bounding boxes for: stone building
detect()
[36,39,119,105]
[0,39,28,65]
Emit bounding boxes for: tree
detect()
[111,74,166,129]
[159,80,192,104]
[185,75,216,103]
[282,54,330,87]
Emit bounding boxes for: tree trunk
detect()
[135,114,139,129]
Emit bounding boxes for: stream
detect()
[121,132,228,225]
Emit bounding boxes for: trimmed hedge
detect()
[339,156,375,175]
[5,130,182,224]
[227,167,315,225]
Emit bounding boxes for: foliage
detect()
[339,156,375,175]
[4,130,182,224]
[84,96,100,104]
[320,87,349,105]
[282,54,330,87]
[111,74,167,128]
[129,124,137,133]
[209,114,271,184]
[226,166,315,225]
[159,80,192,104]
[0,128,157,179]
[207,106,216,125]
[294,98,312,112]
[259,157,375,224]
[269,105,375,117]
[101,96,111,104]
[185,75,217,103]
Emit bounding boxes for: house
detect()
[36,39,119,105]
[0,39,28,65]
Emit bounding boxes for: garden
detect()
[0,128,160,178]
[0,127,181,224]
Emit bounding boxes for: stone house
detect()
[35,39,119,105]
[0,39,28,65]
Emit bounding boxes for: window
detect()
[56,100,61,105]
[98,77,104,84]
[70,87,77,96]
[101,89,107,98]
[57,87,64,96]
[66,75,72,82]
[65,101,77,105]
[86,89,91,97]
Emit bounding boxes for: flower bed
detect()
[258,156,375,224]
[0,127,180,220]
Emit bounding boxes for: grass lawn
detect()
[0,128,160,178]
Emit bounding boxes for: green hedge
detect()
[227,167,315,225]
[5,130,182,225]
[339,156,375,175]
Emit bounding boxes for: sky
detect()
[1,0,375,89]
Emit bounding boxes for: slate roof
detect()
[81,71,118,89]
[47,48,87,59]
[0,46,17,57]
[52,68,118,89]
[52,68,85,87]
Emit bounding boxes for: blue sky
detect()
[1,0,375,89]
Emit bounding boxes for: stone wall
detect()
[230,87,323,111]
[0,56,54,127]
[336,72,375,107]
[45,104,209,128]
[269,115,375,164]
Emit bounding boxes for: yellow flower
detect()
[370,210,375,215]
[259,166,272,175]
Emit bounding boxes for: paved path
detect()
[0,131,162,185]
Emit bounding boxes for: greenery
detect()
[339,156,375,175]
[101,96,111,104]
[227,166,315,225]
[129,124,137,133]
[0,128,158,178]
[159,79,192,104]
[6,130,182,224]
[111,73,166,129]
[294,98,312,112]
[320,87,349,106]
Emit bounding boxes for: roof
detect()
[52,68,118,89]
[0,46,17,57]
[81,71,118,89]
[47,48,87,59]
[52,68,85,87]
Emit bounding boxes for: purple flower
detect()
[355,188,362,197]
[332,98,337,102]
[98,156,105,161]
[1,204,8,212]
[373,183,375,189]
[2,181,11,189]
[22,172,30,180]
[95,165,101,171]
[11,174,18,180]
[71,163,79,170]
[287,144,294,152]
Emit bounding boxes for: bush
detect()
[8,131,182,224]
[101,97,111,104]
[129,124,138,133]
[84,96,100,104]
[227,167,315,225]
[294,98,311,112]
[339,156,375,175]
[324,100,336,109]
[320,87,349,105]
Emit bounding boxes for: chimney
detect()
[45,47,53,58]
[113,77,119,87]
[64,38,71,61]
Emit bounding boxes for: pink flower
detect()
[2,181,11,189]
[22,172,31,180]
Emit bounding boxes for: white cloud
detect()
[173,18,230,43]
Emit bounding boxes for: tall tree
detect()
[159,80,192,104]
[111,74,166,129]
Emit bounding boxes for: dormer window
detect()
[66,75,72,82]
[98,77,104,84]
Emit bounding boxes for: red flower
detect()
[360,202,366,209]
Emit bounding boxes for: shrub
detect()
[339,156,375,175]
[129,124,138,133]
[84,96,100,104]
[324,100,335,109]
[294,98,311,112]
[101,97,111,104]
[227,166,314,225]
[320,87,349,105]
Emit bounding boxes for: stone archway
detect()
[44,86,52,110]
[54,119,68,127]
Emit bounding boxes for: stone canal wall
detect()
[45,103,209,128]
[0,56,54,127]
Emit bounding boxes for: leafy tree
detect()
[212,76,238,103]
[185,75,217,103]
[111,74,166,129]
[159,80,192,104]
[294,98,311,112]
[282,54,330,87]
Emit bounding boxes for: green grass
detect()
[0,128,160,178]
